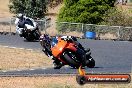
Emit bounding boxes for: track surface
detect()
[0,34,132,76]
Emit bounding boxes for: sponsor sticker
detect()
[76,66,131,85]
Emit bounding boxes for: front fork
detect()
[76,47,92,66]
[75,48,86,66]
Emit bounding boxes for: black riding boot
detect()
[53,59,63,69]
[42,48,63,69]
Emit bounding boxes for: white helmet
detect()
[17,13,23,19]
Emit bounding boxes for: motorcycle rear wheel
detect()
[62,50,80,68]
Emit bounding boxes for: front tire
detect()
[86,56,95,68]
[25,36,34,41]
[34,30,41,40]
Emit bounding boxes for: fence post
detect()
[44,19,47,34]
[9,18,12,33]
[117,26,121,40]
[82,23,84,37]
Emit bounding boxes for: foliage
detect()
[58,0,116,24]
[48,0,63,8]
[64,0,79,7]
[9,0,47,18]
[100,7,132,27]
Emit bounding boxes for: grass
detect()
[0,45,131,88]
[0,0,9,12]
[0,45,52,70]
[116,3,132,16]
[0,0,13,18]
[0,2,131,87]
[0,76,131,88]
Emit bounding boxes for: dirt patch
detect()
[116,3,132,16]
[0,45,52,70]
[0,0,13,18]
[0,75,131,88]
[99,33,118,40]
[43,4,63,36]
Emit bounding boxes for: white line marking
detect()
[3,46,9,48]
[41,68,46,70]
[10,47,17,49]
[2,71,7,72]
[17,69,22,71]
[1,45,34,51]
[19,48,25,50]
[26,49,33,51]
[30,69,35,71]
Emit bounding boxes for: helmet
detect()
[40,34,51,43]
[17,13,23,19]
[51,37,58,47]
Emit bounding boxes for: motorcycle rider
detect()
[60,35,90,52]
[40,34,91,69]
[15,13,41,37]
[40,34,62,69]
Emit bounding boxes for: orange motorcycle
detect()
[50,36,95,69]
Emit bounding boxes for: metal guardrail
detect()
[0,18,132,41]
[57,22,132,41]
[0,17,51,33]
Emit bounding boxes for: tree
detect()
[100,7,132,26]
[64,0,79,7]
[9,0,47,18]
[58,0,116,24]
[48,0,63,8]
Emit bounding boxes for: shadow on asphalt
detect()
[23,40,39,42]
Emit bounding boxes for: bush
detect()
[58,0,116,24]
[100,7,132,27]
[57,0,116,32]
[9,0,47,18]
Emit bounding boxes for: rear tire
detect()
[63,50,80,68]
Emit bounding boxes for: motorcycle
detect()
[21,26,41,41]
[17,18,41,41]
[40,35,95,69]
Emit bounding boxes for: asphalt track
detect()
[0,34,132,76]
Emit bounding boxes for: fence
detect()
[0,17,51,33]
[57,22,132,41]
[0,18,132,41]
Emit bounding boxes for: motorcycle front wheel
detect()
[34,30,41,40]
[25,35,34,41]
[86,56,95,68]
